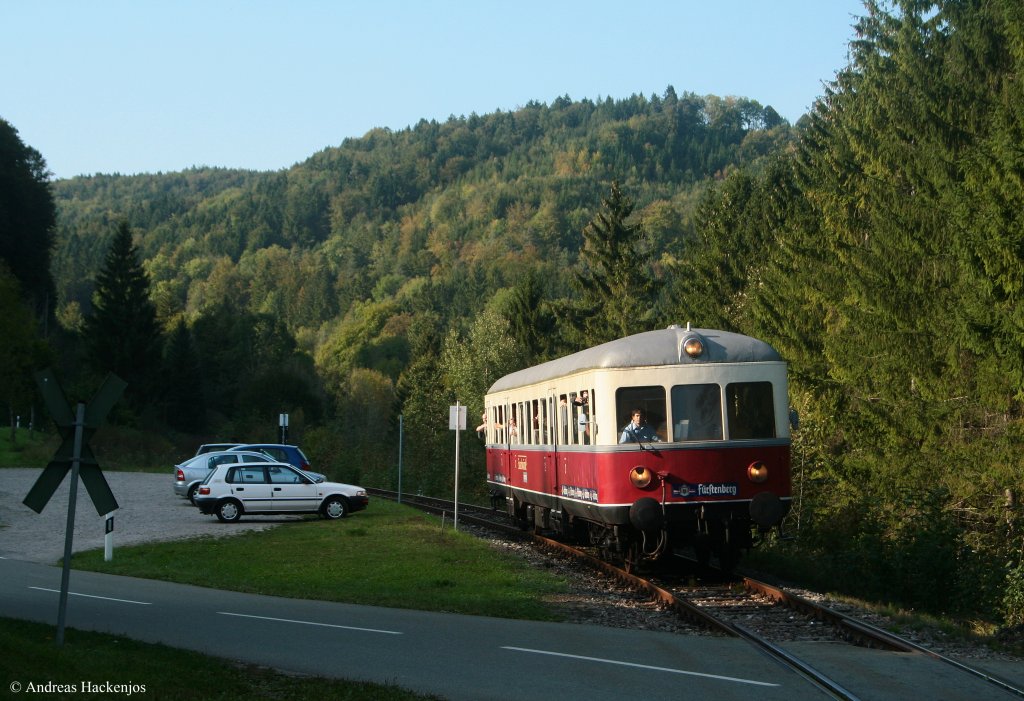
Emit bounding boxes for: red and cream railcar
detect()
[483,325,792,570]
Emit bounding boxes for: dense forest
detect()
[2,0,1022,628]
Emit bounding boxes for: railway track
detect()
[370,489,1024,700]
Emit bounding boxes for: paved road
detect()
[0,557,830,701]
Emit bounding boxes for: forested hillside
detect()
[4,0,1022,626]
[48,88,792,474]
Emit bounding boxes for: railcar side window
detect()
[670,384,723,441]
[565,389,593,445]
[543,397,553,444]
[558,395,569,444]
[615,386,667,441]
[726,382,776,439]
[531,399,542,444]
[511,403,522,444]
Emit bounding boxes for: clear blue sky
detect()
[1,0,865,180]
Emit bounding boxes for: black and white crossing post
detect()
[23,370,126,646]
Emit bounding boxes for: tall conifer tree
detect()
[162,319,204,432]
[506,270,555,364]
[0,118,56,321]
[84,222,162,411]
[565,181,662,347]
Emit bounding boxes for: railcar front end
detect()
[483,325,792,571]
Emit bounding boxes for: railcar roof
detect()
[488,326,782,393]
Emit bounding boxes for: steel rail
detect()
[370,489,859,700]
[743,578,1024,699]
[529,534,861,701]
[372,489,1023,700]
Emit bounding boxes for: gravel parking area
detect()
[0,468,297,564]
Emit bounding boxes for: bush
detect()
[1004,561,1024,626]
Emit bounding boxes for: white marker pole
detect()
[454,401,461,531]
[104,513,114,561]
[449,402,467,531]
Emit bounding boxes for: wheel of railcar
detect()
[623,540,642,574]
[718,542,741,573]
[571,519,590,545]
[692,532,712,568]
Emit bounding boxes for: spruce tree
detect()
[0,266,50,440]
[84,222,162,412]
[506,270,555,364]
[565,181,662,347]
[0,118,56,321]
[161,319,205,432]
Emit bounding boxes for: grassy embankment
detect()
[70,499,566,619]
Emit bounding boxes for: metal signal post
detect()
[23,370,125,646]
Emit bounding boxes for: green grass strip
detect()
[70,499,568,621]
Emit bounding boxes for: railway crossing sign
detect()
[23,369,126,516]
[22,368,126,647]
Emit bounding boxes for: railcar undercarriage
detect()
[503,492,781,573]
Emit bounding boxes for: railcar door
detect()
[497,399,514,486]
[544,393,558,499]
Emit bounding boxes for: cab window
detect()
[670,384,723,441]
[614,386,667,441]
[726,382,776,439]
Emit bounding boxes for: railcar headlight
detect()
[683,336,704,358]
[629,466,654,489]
[747,460,769,483]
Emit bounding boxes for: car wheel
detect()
[216,499,242,523]
[322,496,348,520]
[187,484,199,505]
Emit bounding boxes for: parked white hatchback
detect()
[194,461,368,522]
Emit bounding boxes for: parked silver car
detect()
[173,450,274,504]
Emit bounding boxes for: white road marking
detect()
[217,611,402,635]
[29,586,152,605]
[502,646,779,687]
